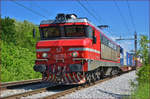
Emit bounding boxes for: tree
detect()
[138,35,149,65]
[136,35,149,84]
[1,17,16,43]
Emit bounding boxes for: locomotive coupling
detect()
[33,64,46,73]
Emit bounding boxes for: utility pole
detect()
[116,32,137,67]
[149,16,150,64]
[134,31,137,67]
[149,31,150,64]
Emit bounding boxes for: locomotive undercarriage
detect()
[41,65,122,85]
[42,72,86,85]
[85,66,122,83]
[34,59,122,85]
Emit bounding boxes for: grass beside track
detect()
[131,82,149,99]
[131,64,150,99]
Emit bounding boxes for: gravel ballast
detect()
[60,71,137,99]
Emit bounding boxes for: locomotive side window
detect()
[65,25,86,37]
[100,34,117,51]
[85,26,93,38]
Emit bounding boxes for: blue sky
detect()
[1,0,149,52]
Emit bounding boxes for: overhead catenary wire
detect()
[113,0,130,33]
[11,0,48,19]
[82,0,117,40]
[77,0,102,24]
[126,0,136,31]
[113,0,137,53]
[34,2,52,16]
[85,0,104,24]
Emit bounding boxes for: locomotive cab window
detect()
[64,25,86,37]
[40,26,60,39]
[40,25,94,40]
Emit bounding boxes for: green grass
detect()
[130,64,150,99]
[131,82,150,99]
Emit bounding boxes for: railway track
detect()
[0,79,42,90]
[1,70,134,99]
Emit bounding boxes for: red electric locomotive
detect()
[33,13,121,84]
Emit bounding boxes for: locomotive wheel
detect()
[86,74,90,83]
[85,73,91,83]
[100,70,104,78]
[89,73,93,83]
[111,69,118,76]
[91,72,96,82]
[95,71,101,80]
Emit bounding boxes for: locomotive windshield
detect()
[40,26,60,39]
[65,25,86,37]
[40,25,92,40]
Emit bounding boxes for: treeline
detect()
[1,17,41,82]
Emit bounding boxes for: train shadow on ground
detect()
[6,82,80,92]
[46,84,80,92]
[97,89,131,99]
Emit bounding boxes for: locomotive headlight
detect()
[42,53,48,58]
[72,52,79,57]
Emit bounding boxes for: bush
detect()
[136,64,150,84]
[1,42,41,82]
[1,17,41,82]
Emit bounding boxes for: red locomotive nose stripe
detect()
[64,73,69,83]
[49,74,53,81]
[52,74,55,82]
[74,73,80,82]
[63,74,67,83]
[50,74,53,82]
[54,74,56,82]
[67,73,74,83]
[64,74,69,83]
[45,66,50,81]
[51,74,55,82]
[45,73,49,81]
[72,73,78,83]
[62,75,66,83]
[79,74,83,80]
[79,73,85,80]
[51,74,53,79]
[47,74,51,81]
[65,73,71,83]
[69,73,76,83]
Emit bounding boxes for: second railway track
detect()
[0,79,42,90]
[1,70,134,99]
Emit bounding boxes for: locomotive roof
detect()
[40,18,119,46]
[40,18,88,25]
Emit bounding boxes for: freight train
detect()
[33,13,141,84]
